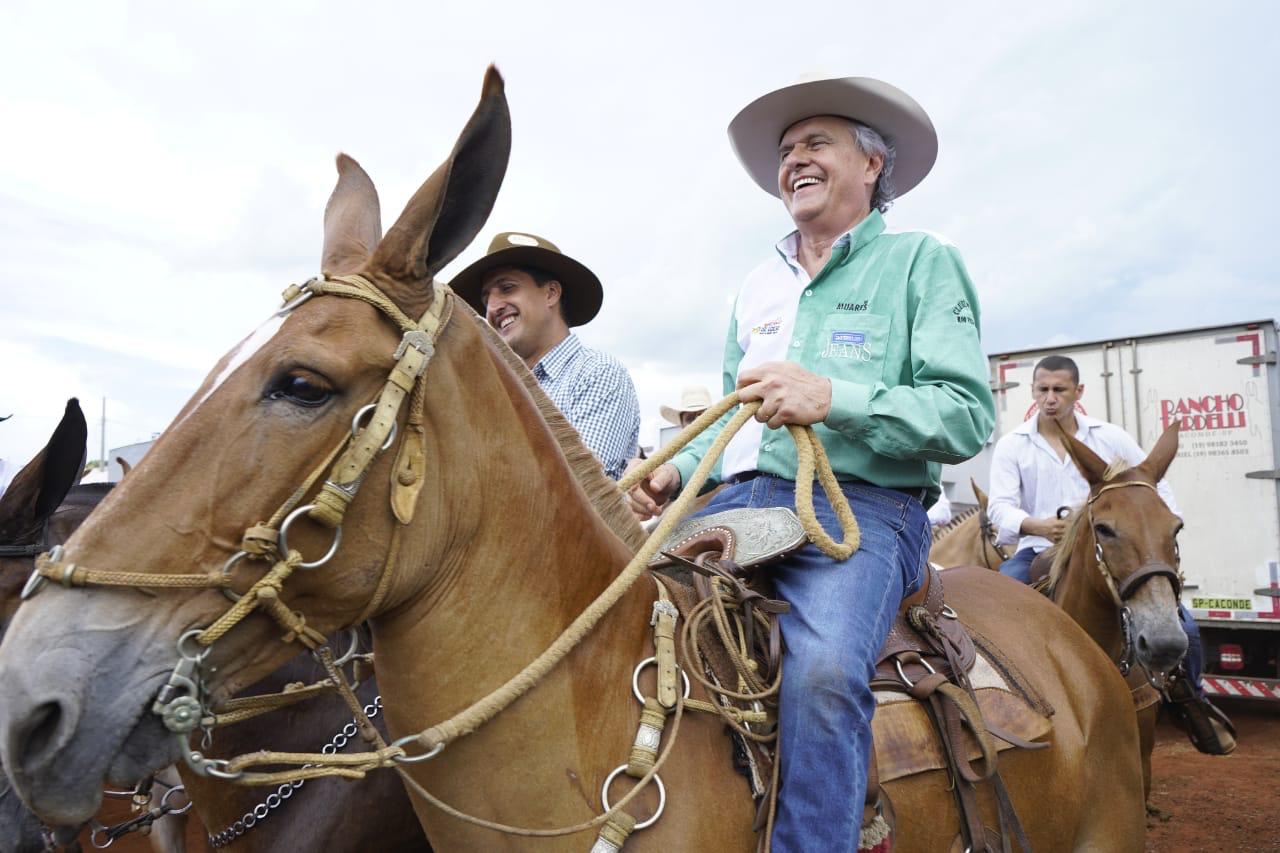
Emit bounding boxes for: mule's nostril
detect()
[19,701,66,769]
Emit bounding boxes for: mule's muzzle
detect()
[0,674,94,825]
[1125,565,1188,676]
[1134,623,1188,675]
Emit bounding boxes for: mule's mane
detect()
[1043,458,1132,597]
[930,506,980,542]
[468,311,647,553]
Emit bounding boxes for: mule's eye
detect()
[1094,522,1117,540]
[267,370,333,407]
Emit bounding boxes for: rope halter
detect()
[23,273,456,779]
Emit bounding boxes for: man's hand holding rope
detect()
[626,362,833,519]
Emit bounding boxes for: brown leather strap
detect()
[992,771,1033,852]
[1117,560,1181,599]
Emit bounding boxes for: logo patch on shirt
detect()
[836,301,868,312]
[752,319,781,336]
[821,330,873,361]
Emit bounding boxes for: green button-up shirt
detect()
[670,210,995,507]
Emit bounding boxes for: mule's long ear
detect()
[369,66,511,290]
[971,477,989,510]
[1134,422,1180,484]
[1058,421,1110,486]
[0,399,88,539]
[321,154,382,276]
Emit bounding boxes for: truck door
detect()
[1122,326,1280,628]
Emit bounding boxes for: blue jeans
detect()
[694,475,930,852]
[1000,546,1038,583]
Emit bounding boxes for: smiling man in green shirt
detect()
[629,76,995,850]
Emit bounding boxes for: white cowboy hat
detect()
[727,75,938,200]
[660,385,713,425]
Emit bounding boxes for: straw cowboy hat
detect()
[450,231,603,327]
[660,386,713,425]
[727,75,938,199]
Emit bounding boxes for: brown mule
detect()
[0,403,427,853]
[0,69,1145,851]
[929,479,1009,570]
[1038,423,1188,804]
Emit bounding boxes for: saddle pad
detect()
[872,685,1053,784]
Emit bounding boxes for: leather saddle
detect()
[650,508,1052,852]
[1027,547,1057,587]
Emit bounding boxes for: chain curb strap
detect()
[207,696,383,848]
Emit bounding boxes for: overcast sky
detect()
[2,1,1277,466]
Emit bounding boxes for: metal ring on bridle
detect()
[278,504,342,569]
[332,628,362,667]
[389,734,446,764]
[204,758,245,781]
[631,657,690,707]
[600,765,666,830]
[743,699,767,735]
[351,404,396,452]
[219,551,256,602]
[161,785,193,815]
[89,824,115,849]
[177,629,212,663]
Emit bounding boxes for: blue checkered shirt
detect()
[532,333,640,480]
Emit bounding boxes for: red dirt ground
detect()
[1145,698,1280,852]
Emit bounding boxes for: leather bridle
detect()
[21,273,455,781]
[1083,480,1183,683]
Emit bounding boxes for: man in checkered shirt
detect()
[452,232,640,480]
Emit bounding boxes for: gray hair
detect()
[846,120,896,213]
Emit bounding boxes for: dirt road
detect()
[1146,698,1280,852]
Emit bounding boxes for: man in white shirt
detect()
[987,355,1178,582]
[988,354,1235,754]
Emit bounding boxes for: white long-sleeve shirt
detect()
[987,414,1180,553]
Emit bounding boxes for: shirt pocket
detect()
[812,312,892,385]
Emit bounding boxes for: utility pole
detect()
[100,396,106,466]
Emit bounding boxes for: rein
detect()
[977,505,1011,570]
[19,272,862,844]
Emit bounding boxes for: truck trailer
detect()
[946,319,1280,701]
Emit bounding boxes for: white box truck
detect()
[947,320,1280,702]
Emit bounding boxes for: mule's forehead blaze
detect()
[186,312,289,418]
